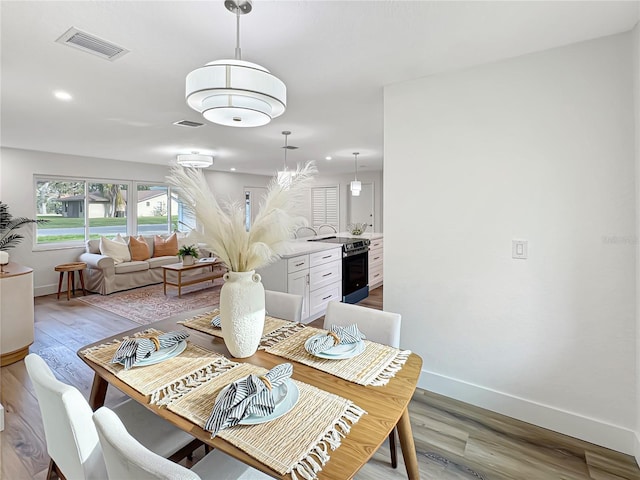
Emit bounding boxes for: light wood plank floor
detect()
[1,286,639,479]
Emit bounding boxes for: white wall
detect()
[385,32,636,453]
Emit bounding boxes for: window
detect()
[34,176,184,248]
[35,179,86,244]
[311,186,339,230]
[87,182,128,240]
[136,184,173,236]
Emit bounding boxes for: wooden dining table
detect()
[77,310,423,480]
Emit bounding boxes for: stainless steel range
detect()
[308,236,370,303]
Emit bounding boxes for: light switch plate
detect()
[512,240,528,259]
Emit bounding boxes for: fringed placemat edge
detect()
[290,402,367,480]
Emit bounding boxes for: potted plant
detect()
[178,244,199,266]
[0,201,46,270]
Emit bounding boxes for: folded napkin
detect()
[304,324,366,355]
[111,330,189,370]
[205,363,293,437]
[211,314,221,328]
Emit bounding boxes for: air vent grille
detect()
[173,120,205,128]
[56,27,129,61]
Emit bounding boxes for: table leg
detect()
[89,374,109,410]
[57,272,63,300]
[66,272,73,301]
[178,271,182,297]
[163,269,167,295]
[78,270,87,296]
[397,406,420,479]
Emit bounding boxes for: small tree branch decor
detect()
[167,162,317,272]
[0,201,46,251]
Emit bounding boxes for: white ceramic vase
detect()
[219,270,265,358]
[181,255,195,266]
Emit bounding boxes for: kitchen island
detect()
[259,232,383,322]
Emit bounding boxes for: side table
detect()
[55,262,87,301]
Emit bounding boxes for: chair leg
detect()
[389,427,398,469]
[46,459,55,480]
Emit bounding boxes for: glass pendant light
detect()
[350,152,361,196]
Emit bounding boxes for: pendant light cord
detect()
[353,152,359,181]
[235,10,241,60]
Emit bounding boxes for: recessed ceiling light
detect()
[54,90,72,101]
[325,156,332,160]
[230,167,236,171]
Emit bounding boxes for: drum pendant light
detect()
[185,0,287,128]
[350,152,361,196]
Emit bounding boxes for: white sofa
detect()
[78,236,223,295]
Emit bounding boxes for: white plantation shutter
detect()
[312,186,339,230]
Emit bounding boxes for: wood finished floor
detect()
[1,286,639,479]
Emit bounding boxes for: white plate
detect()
[133,340,187,367]
[239,379,299,425]
[304,334,365,360]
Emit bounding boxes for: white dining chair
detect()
[25,353,202,480]
[265,290,304,322]
[323,301,402,468]
[93,406,272,479]
[317,224,337,235]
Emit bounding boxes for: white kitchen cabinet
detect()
[308,248,342,317]
[287,268,310,321]
[368,238,383,288]
[259,246,342,323]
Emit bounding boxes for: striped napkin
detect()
[205,363,293,437]
[304,324,366,355]
[211,314,221,328]
[111,330,189,370]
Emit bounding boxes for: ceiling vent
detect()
[173,120,205,128]
[56,27,129,61]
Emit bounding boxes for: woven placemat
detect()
[178,309,294,339]
[80,329,239,404]
[264,327,411,386]
[167,362,366,480]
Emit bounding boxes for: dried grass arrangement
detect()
[167,162,317,272]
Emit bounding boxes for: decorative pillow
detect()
[99,235,131,264]
[153,233,179,257]
[129,235,151,261]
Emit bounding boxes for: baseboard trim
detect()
[35,284,61,297]
[419,369,635,455]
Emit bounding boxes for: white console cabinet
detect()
[368,238,383,288]
[1,262,34,366]
[259,247,342,323]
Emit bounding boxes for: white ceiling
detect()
[1,1,638,176]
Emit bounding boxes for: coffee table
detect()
[162,260,225,297]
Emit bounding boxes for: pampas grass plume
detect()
[167,162,317,272]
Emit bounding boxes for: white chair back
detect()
[265,290,304,322]
[25,353,108,480]
[93,407,199,480]
[323,301,401,348]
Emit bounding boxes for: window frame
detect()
[33,174,181,251]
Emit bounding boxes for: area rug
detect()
[78,279,222,325]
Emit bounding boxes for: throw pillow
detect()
[129,235,151,261]
[99,235,131,264]
[153,233,179,257]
